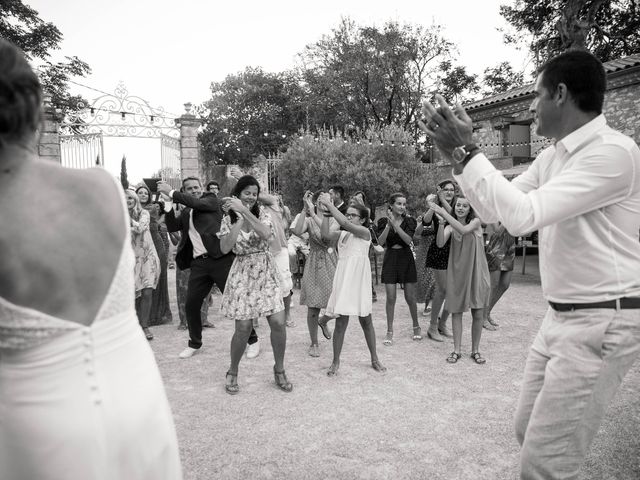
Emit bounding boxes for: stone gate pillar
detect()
[38,95,61,163]
[178,102,201,180]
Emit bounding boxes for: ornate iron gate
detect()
[60,132,104,169]
[60,82,181,186]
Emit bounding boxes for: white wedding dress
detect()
[0,189,182,479]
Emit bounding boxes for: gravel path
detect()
[149,256,639,479]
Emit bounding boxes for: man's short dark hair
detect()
[206,180,219,190]
[538,49,606,114]
[182,176,201,186]
[330,185,345,199]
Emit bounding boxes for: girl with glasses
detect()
[317,193,386,377]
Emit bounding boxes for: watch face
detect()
[452,146,466,162]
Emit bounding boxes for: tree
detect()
[299,18,455,140]
[120,155,129,190]
[276,125,438,214]
[500,0,640,63]
[0,0,91,116]
[198,67,307,167]
[437,61,480,104]
[481,61,526,96]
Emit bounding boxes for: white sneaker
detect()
[246,340,260,359]
[178,347,199,359]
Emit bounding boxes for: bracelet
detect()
[322,213,332,217]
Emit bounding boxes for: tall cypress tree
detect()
[120,155,129,190]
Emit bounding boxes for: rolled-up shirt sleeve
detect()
[454,145,635,237]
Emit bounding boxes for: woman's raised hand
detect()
[226,197,245,213]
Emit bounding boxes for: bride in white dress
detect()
[0,39,182,479]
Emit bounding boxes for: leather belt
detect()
[194,253,209,260]
[549,297,640,311]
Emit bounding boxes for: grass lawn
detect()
[150,255,640,480]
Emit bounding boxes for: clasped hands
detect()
[417,94,474,164]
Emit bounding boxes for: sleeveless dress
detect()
[299,218,338,309]
[446,227,491,314]
[218,208,284,321]
[0,183,182,480]
[326,231,373,317]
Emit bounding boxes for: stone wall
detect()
[38,97,61,163]
[604,82,640,142]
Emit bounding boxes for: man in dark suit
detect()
[158,177,234,358]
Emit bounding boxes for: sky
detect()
[28,0,529,183]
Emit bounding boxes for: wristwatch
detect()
[452,143,480,165]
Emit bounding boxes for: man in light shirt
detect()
[421,50,640,479]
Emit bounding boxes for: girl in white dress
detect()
[317,193,386,376]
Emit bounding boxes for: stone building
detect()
[451,52,640,179]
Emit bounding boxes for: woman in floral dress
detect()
[125,189,160,340]
[217,175,291,395]
[136,185,172,326]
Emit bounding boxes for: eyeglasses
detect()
[345,213,361,219]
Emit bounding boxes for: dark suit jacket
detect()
[165,191,230,270]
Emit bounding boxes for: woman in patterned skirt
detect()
[483,222,516,330]
[125,189,160,340]
[136,185,172,326]
[218,175,291,395]
[291,190,338,357]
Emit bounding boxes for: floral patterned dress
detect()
[130,209,160,298]
[218,208,284,321]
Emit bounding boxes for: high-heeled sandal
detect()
[273,366,293,392]
[225,371,239,395]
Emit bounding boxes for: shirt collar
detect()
[557,114,606,154]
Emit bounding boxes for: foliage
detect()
[437,61,480,104]
[481,61,526,96]
[499,0,640,63]
[276,124,438,215]
[120,155,129,190]
[0,0,91,116]
[300,18,455,140]
[198,67,307,167]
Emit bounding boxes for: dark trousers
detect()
[186,254,234,349]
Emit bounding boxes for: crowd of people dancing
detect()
[2,36,640,480]
[129,169,517,387]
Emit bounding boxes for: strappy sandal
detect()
[371,360,387,372]
[318,318,332,340]
[273,366,293,392]
[143,327,154,340]
[225,371,239,395]
[383,331,393,346]
[446,352,462,364]
[412,326,423,341]
[470,352,486,364]
[327,363,339,377]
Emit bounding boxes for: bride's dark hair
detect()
[0,39,42,149]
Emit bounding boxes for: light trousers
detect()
[515,306,640,479]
